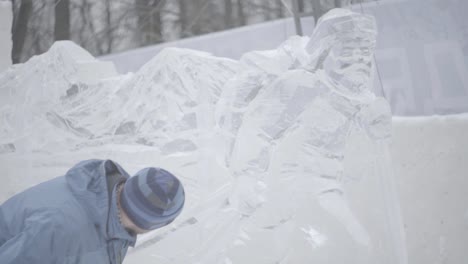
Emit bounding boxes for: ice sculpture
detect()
[0,41,118,152]
[206,9,396,263]
[0,8,405,264]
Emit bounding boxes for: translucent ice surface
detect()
[0,9,406,264]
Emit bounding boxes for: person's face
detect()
[117,185,150,235]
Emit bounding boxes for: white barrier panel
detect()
[355,0,468,115]
[100,16,315,74]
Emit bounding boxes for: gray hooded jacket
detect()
[0,159,137,263]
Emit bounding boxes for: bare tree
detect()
[11,0,32,63]
[178,0,187,35]
[276,0,284,18]
[9,0,380,63]
[224,0,233,28]
[136,0,164,46]
[298,0,305,12]
[104,0,112,53]
[54,0,70,41]
[236,0,246,26]
[311,0,322,24]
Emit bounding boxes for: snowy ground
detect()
[1,115,466,264]
[391,114,468,264]
[122,114,468,264]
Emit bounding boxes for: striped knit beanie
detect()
[120,167,185,230]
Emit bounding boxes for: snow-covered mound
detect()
[0,9,406,264]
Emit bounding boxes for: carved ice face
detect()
[324,32,375,94]
[334,36,373,75]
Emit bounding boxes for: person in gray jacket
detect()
[0,159,185,263]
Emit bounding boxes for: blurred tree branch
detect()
[11,0,32,63]
[9,0,379,63]
[54,0,70,41]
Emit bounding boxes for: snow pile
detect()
[0,9,406,264]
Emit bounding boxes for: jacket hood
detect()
[65,159,130,238]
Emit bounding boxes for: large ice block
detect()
[0,8,406,264]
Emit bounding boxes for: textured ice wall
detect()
[0,9,405,264]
